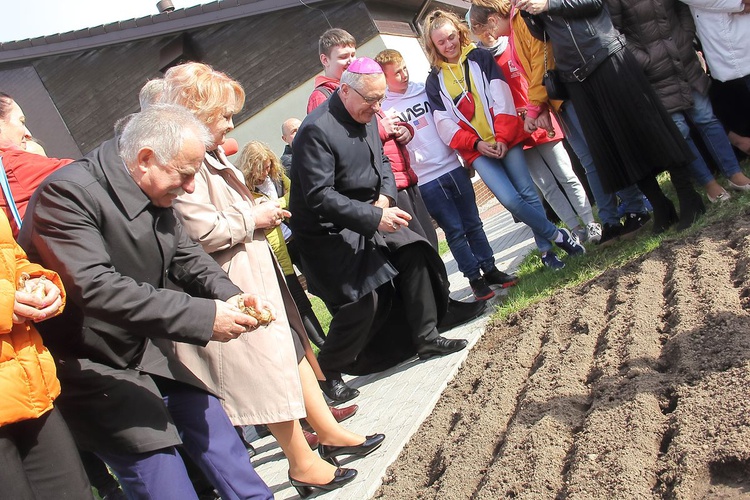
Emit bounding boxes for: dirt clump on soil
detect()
[376,211,750,499]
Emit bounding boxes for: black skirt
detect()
[565,48,692,193]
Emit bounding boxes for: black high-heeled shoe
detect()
[288,467,357,498]
[318,433,385,466]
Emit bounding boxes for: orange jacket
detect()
[509,7,563,116]
[0,211,66,426]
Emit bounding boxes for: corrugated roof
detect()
[0,0,331,63]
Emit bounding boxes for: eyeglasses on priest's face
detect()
[349,85,386,107]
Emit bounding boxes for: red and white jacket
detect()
[425,46,527,167]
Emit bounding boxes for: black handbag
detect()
[542,33,569,101]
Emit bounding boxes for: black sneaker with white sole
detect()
[598,222,623,247]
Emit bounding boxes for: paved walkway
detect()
[248,208,536,499]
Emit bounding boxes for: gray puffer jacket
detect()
[605,0,709,112]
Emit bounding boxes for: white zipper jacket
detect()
[382,82,461,186]
[679,0,750,81]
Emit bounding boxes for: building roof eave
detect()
[0,0,331,64]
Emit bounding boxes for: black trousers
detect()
[0,408,93,500]
[391,244,440,346]
[317,244,440,376]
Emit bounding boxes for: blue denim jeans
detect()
[419,167,495,280]
[559,102,646,225]
[671,89,742,186]
[473,145,556,253]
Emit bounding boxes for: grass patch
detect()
[308,295,331,355]
[493,169,750,322]
[310,295,332,333]
[438,239,450,256]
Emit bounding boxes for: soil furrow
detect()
[377,208,750,500]
[376,302,554,498]
[564,257,670,498]
[473,285,609,498]
[654,228,750,499]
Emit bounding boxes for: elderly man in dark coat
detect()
[19,104,273,500]
[289,58,470,403]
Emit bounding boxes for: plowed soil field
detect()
[376,211,750,499]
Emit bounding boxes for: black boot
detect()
[652,197,679,234]
[437,299,487,333]
[669,168,706,231]
[637,176,678,234]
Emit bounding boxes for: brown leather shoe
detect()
[302,404,359,432]
[329,404,358,423]
[304,430,320,450]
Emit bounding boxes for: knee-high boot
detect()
[668,168,706,231]
[637,175,678,234]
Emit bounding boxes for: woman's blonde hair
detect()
[162,62,245,124]
[469,0,511,27]
[421,9,473,68]
[237,140,283,187]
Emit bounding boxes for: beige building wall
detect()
[227,34,430,161]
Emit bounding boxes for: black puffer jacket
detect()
[522,0,625,81]
[605,0,709,112]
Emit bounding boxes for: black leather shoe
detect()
[437,298,487,333]
[417,336,468,360]
[319,378,360,405]
[319,433,386,466]
[288,467,357,498]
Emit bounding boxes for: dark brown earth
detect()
[375,210,750,499]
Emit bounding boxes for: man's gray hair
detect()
[340,70,381,92]
[118,104,211,168]
[139,79,165,111]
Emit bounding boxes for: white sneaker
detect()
[586,222,602,244]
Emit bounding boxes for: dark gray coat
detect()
[18,138,242,454]
[606,0,709,112]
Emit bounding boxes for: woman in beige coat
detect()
[163,62,384,497]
